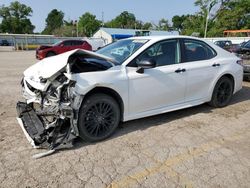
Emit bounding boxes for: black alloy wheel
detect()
[209,77,233,108]
[78,94,120,142]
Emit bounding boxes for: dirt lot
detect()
[0,51,250,188]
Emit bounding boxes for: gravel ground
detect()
[0,51,250,188]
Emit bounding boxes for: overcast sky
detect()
[0,0,198,32]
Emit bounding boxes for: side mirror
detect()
[136,59,156,73]
[59,43,64,47]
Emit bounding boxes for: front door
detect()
[127,39,187,115]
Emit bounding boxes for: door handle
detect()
[175,68,186,73]
[212,63,220,67]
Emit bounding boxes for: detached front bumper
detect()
[16,102,46,148]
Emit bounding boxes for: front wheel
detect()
[78,94,120,142]
[209,77,233,108]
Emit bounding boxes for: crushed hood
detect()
[24,49,115,79]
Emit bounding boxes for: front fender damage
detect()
[16,77,84,152]
[16,49,114,157]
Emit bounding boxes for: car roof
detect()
[128,35,203,41]
[62,39,85,42]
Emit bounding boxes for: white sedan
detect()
[17,36,243,151]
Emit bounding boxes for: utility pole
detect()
[204,0,217,38]
[204,13,209,38]
[76,20,79,38]
[102,11,104,27]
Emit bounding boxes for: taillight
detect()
[236,59,243,66]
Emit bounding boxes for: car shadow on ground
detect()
[68,84,250,151]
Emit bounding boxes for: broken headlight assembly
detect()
[17,74,81,155]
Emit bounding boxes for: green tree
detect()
[135,20,143,30]
[53,25,76,37]
[78,12,101,37]
[42,9,64,34]
[210,0,250,36]
[0,1,34,33]
[172,15,188,32]
[142,22,153,30]
[116,11,136,28]
[157,18,170,30]
[194,0,218,37]
[105,11,136,29]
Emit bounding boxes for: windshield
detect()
[96,39,148,65]
[53,40,62,46]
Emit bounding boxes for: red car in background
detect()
[36,39,92,60]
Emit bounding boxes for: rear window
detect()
[72,41,84,46]
[183,39,216,62]
[63,41,72,46]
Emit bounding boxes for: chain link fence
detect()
[0,34,105,51]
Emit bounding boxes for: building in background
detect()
[93,27,179,44]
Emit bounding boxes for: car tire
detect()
[209,77,234,108]
[46,51,56,57]
[78,93,120,142]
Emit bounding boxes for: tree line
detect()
[0,0,249,37]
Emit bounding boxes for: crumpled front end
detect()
[16,74,82,149]
[16,49,115,151]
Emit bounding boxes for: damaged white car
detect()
[17,36,243,152]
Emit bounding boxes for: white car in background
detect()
[17,36,243,152]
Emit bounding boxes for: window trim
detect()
[180,38,217,63]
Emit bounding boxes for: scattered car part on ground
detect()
[36,39,92,60]
[17,36,243,156]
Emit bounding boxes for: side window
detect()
[63,41,72,46]
[183,39,216,62]
[129,40,180,67]
[73,41,83,46]
[244,41,250,48]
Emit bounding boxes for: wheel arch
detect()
[209,73,235,101]
[222,73,235,92]
[83,87,124,121]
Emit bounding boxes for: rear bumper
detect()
[16,102,46,147]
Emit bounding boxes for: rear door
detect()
[180,39,219,102]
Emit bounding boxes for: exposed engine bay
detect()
[16,50,114,155]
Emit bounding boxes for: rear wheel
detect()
[209,77,233,108]
[46,51,56,57]
[78,94,120,142]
